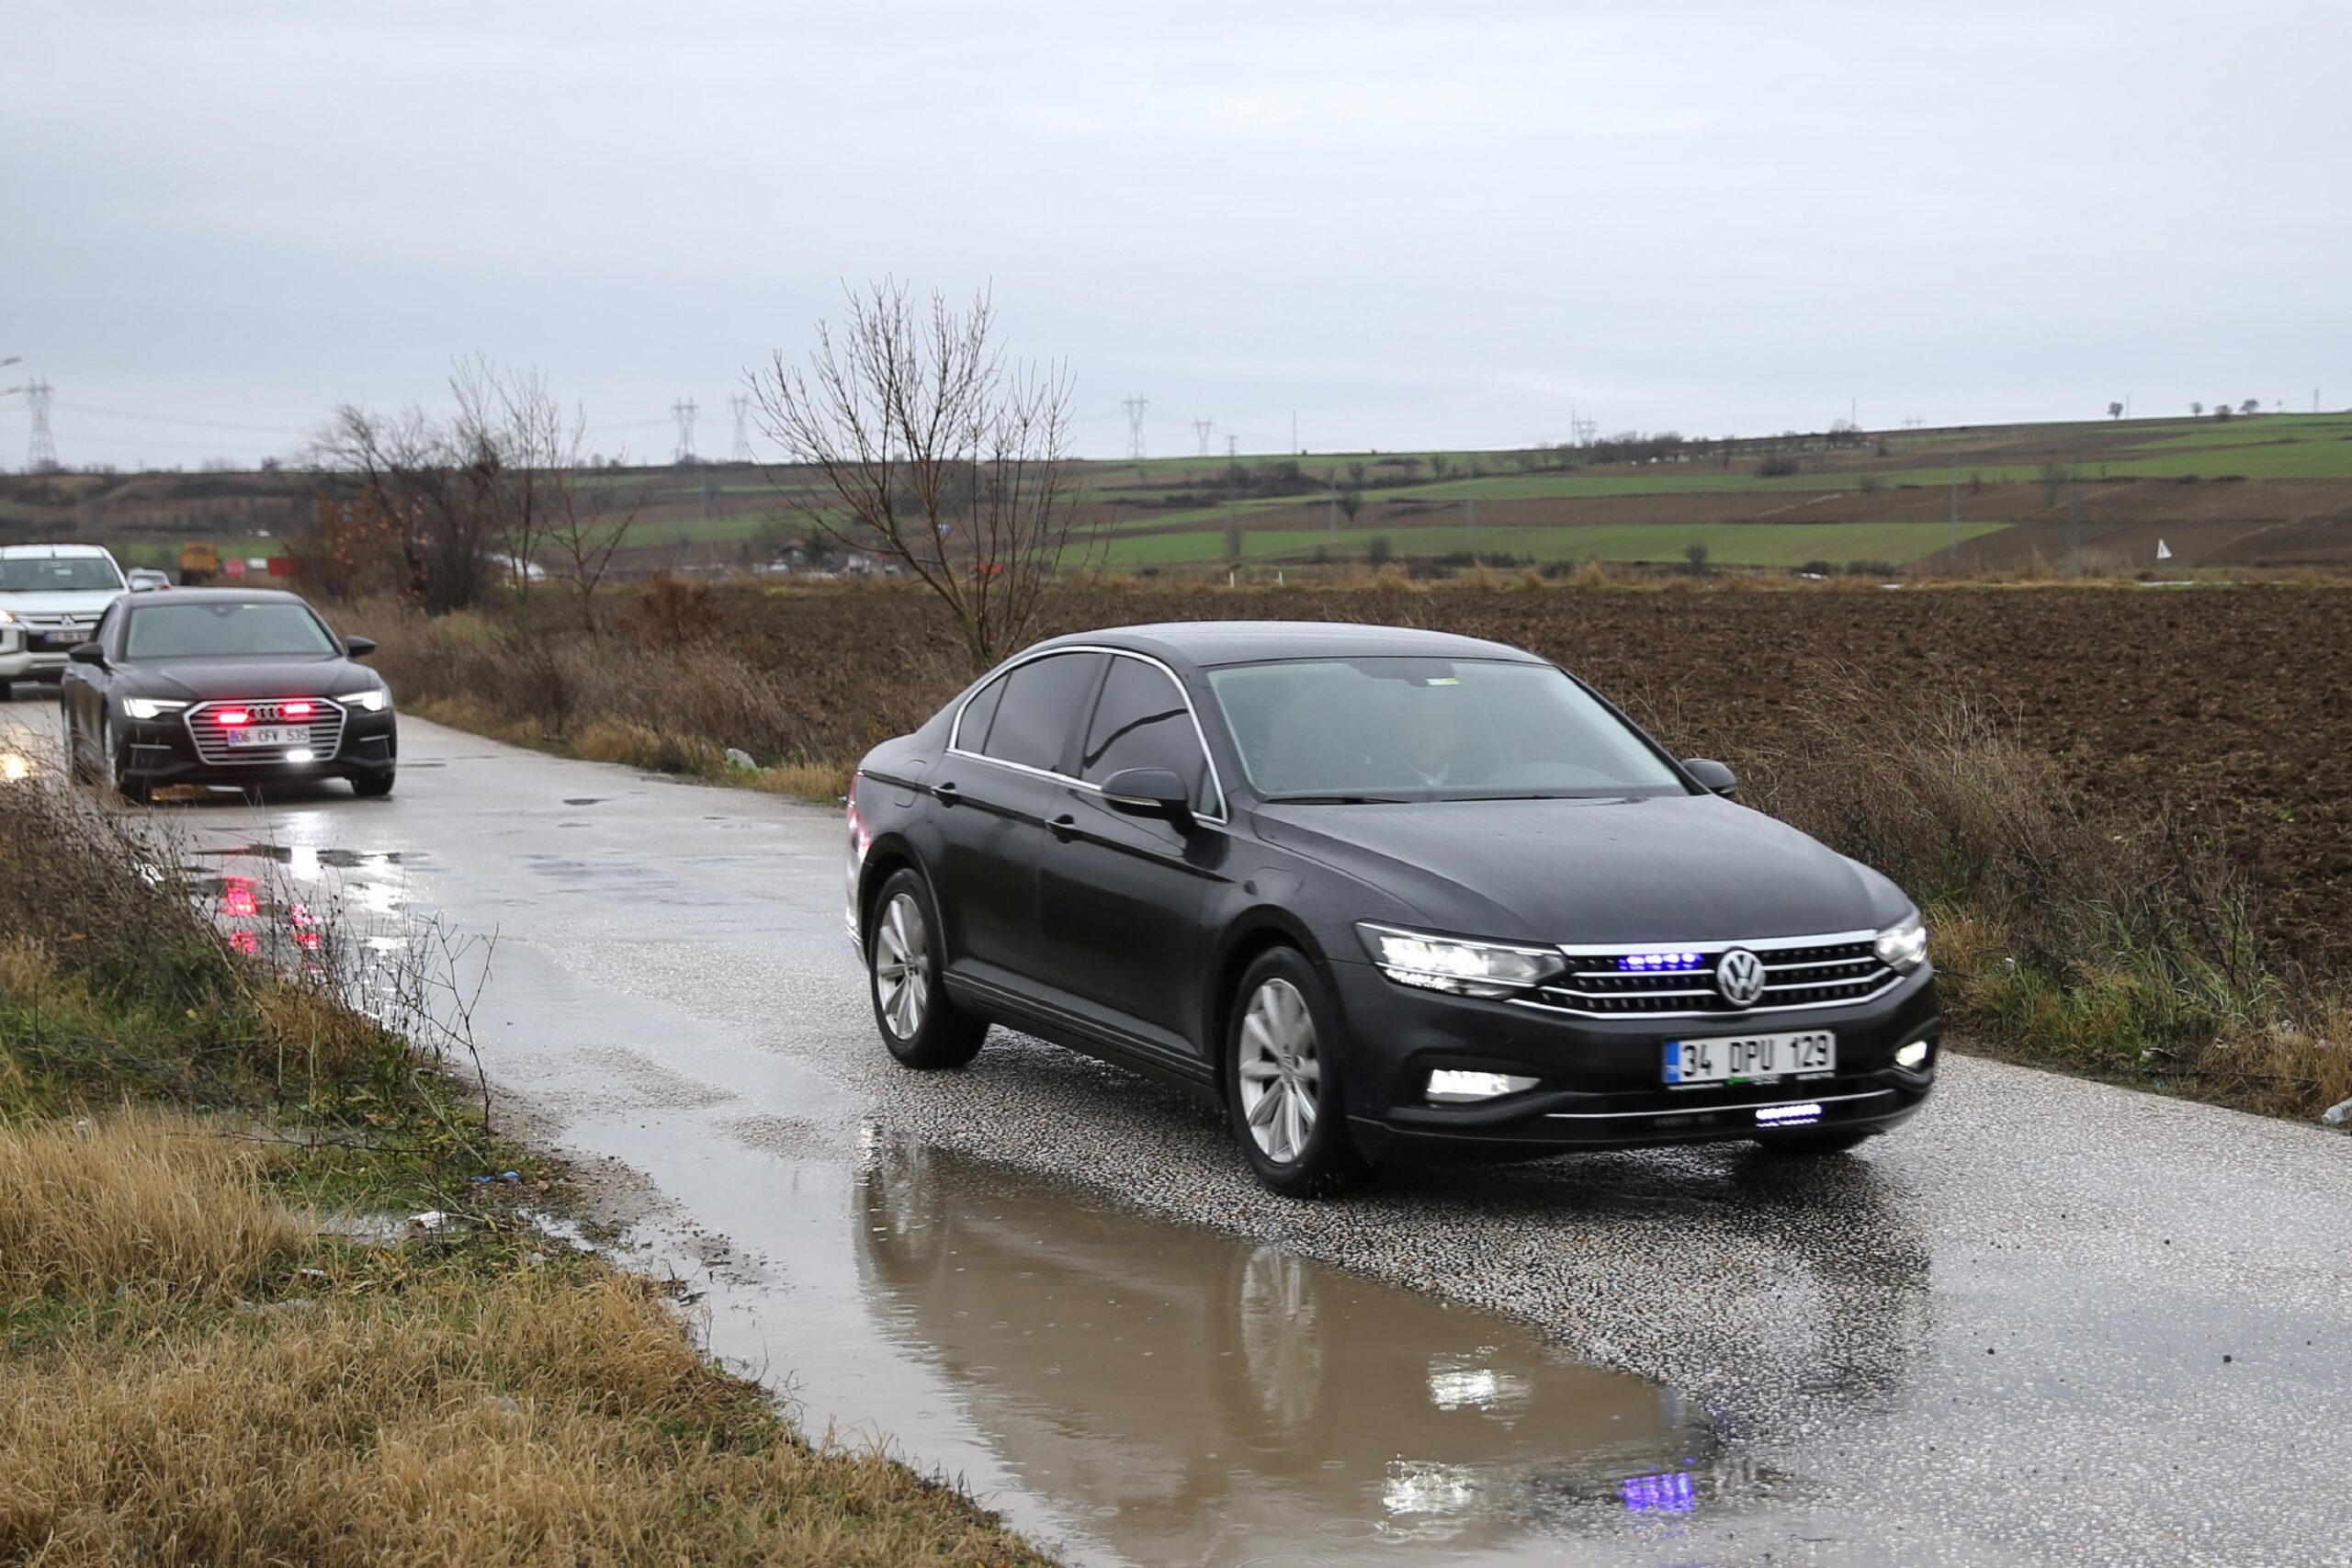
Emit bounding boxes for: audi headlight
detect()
[1357,922,1563,999]
[346,688,390,713]
[122,697,187,720]
[1873,911,1928,975]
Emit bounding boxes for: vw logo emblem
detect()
[1715,948,1767,1008]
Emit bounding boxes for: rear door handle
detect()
[1047,813,1078,842]
[933,781,960,807]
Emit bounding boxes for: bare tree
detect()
[748,280,1089,671]
[312,403,492,613]
[2190,401,2204,417]
[2239,398,2260,416]
[2109,400,2125,420]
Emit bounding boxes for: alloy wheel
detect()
[873,891,931,1041]
[1237,977,1320,1165]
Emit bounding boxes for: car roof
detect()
[1026,620,1545,669]
[0,543,117,559]
[119,586,311,607]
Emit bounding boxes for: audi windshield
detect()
[123,602,341,660]
[1205,657,1689,802]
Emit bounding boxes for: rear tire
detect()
[0,680,13,702]
[1226,948,1367,1199]
[351,771,395,798]
[1757,1127,1874,1156]
[867,868,985,1069]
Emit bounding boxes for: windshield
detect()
[1205,657,1688,801]
[0,556,123,593]
[123,602,339,660]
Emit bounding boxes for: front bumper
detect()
[1326,955,1940,1160]
[118,706,398,786]
[0,635,73,681]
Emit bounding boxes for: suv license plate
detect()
[1663,1031,1836,1086]
[225,725,311,749]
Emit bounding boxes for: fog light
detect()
[287,748,315,764]
[1895,1039,1932,1070]
[1427,1070,1538,1104]
[1756,1101,1824,1125]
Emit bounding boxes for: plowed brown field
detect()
[741,583,2352,969]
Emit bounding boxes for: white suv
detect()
[0,544,129,700]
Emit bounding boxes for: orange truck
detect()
[178,541,219,584]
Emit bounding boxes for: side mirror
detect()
[1683,758,1737,796]
[67,642,106,667]
[1099,767,1195,829]
[345,636,377,658]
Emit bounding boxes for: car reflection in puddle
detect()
[853,1140,1752,1562]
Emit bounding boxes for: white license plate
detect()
[225,725,311,749]
[1663,1030,1836,1086]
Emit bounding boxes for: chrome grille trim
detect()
[182,697,348,766]
[1517,931,1904,1020]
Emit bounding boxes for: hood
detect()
[119,657,378,704]
[1251,792,1911,946]
[0,589,122,617]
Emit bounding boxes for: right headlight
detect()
[345,688,391,713]
[1356,922,1564,999]
[1873,911,1928,975]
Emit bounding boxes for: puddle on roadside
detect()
[834,1139,1747,1562]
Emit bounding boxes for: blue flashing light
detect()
[1620,1470,1697,1514]
[1618,951,1707,973]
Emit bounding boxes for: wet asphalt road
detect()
[5,704,2348,1566]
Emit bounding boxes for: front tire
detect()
[104,716,150,804]
[351,770,395,798]
[1226,949,1366,1198]
[866,868,985,1069]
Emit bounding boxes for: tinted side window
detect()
[982,653,1105,773]
[1080,657,1210,807]
[955,673,1008,751]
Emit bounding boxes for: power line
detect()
[729,394,752,463]
[671,397,700,464]
[27,380,56,471]
[1121,394,1150,460]
[52,401,307,437]
[1192,418,1215,457]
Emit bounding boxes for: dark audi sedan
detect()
[58,587,396,801]
[847,623,1938,1195]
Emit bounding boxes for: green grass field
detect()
[1096,519,2009,569]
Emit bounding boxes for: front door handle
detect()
[933,781,960,807]
[1046,813,1078,842]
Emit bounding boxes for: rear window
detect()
[124,602,339,660]
[979,652,1105,773]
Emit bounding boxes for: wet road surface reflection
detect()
[853,1142,1737,1562]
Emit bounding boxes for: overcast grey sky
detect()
[4,1,2346,468]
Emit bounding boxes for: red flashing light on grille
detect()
[283,700,315,718]
[217,709,251,728]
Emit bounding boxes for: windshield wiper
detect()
[1257,792,1412,806]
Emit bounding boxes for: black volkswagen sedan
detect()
[847,623,1939,1196]
[58,588,396,801]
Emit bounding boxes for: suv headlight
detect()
[345,688,391,713]
[1873,911,1928,975]
[0,609,15,625]
[1357,922,1564,999]
[123,697,187,720]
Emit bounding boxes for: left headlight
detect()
[345,688,391,713]
[0,609,16,626]
[1873,911,1929,975]
[1357,922,1564,999]
[122,697,187,720]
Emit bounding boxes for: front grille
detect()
[1522,937,1898,1018]
[184,697,348,765]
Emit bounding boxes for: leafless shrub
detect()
[749,279,1092,670]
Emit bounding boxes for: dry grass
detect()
[0,1117,308,1305]
[0,1115,1047,1567]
